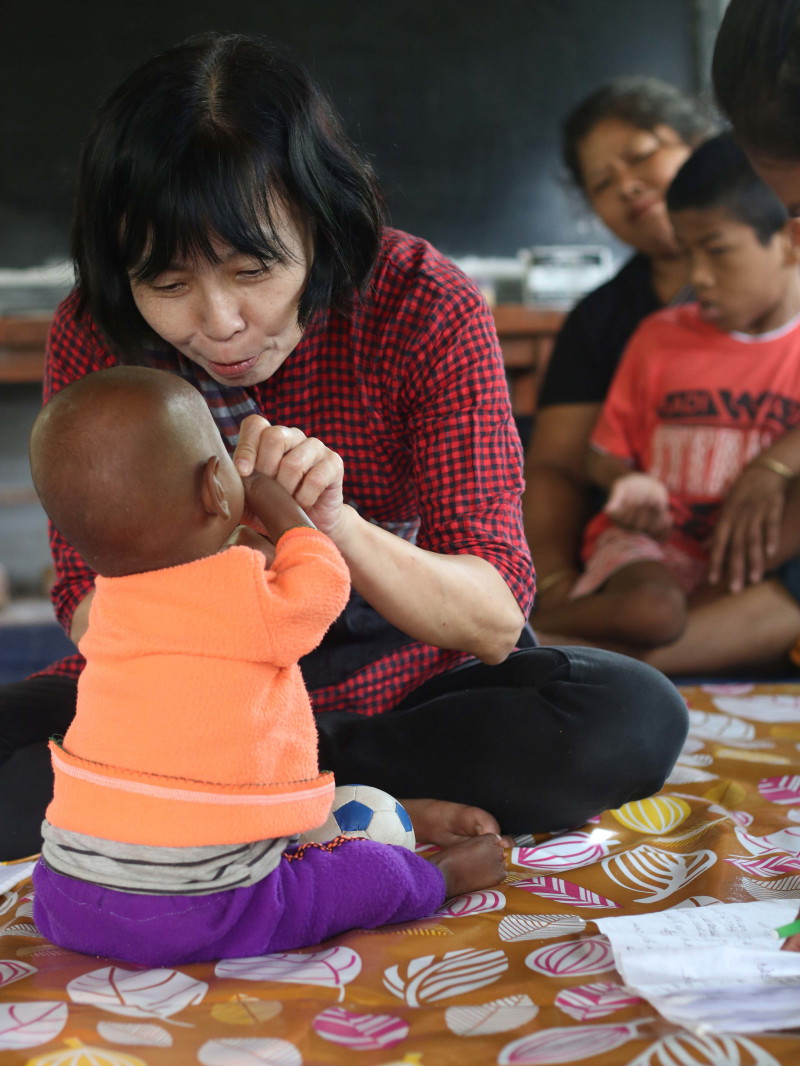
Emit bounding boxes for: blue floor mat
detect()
[0,623,77,684]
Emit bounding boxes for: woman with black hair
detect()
[528,73,800,678]
[524,77,710,618]
[0,33,688,861]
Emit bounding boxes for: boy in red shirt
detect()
[534,133,800,652]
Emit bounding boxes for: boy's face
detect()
[670,206,796,334]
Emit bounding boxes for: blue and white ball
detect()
[300,784,416,850]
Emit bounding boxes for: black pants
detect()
[0,647,688,860]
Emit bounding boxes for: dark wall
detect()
[2,0,703,269]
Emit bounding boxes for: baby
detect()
[29,366,505,966]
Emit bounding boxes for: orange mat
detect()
[2,682,800,1065]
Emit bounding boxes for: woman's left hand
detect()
[707,465,787,592]
[233,415,344,537]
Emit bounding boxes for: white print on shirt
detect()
[649,425,769,497]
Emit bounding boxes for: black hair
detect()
[713,0,800,162]
[666,131,788,244]
[562,76,713,191]
[71,33,386,351]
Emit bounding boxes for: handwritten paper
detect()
[0,862,36,896]
[596,900,800,1032]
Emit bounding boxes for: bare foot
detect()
[401,798,513,848]
[429,834,507,897]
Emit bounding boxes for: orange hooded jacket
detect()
[47,529,350,847]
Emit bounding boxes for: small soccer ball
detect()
[300,784,416,850]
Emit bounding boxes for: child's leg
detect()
[643,576,800,676]
[535,559,688,648]
[32,836,502,967]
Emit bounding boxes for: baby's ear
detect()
[200,456,232,521]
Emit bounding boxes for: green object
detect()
[775,919,800,938]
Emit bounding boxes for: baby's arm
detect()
[242,471,315,542]
[242,473,350,663]
[587,450,672,540]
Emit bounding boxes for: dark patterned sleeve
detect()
[44,292,117,633]
[401,281,535,615]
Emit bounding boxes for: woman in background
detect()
[527,75,800,677]
[524,76,711,613]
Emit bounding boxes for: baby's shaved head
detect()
[30,367,239,576]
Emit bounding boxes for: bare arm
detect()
[523,403,601,608]
[330,505,522,664]
[587,450,672,540]
[708,428,800,591]
[241,471,315,542]
[234,417,523,664]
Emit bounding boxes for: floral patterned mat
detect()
[2,682,800,1066]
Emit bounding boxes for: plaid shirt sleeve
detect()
[389,261,535,616]
[44,291,117,636]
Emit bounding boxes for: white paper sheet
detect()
[0,860,36,896]
[596,900,800,1033]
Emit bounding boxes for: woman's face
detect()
[577,117,693,257]
[129,211,313,388]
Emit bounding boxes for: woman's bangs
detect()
[124,150,296,282]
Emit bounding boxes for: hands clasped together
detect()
[606,460,795,594]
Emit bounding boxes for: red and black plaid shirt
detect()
[40,229,535,714]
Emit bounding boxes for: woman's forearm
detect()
[330,505,524,664]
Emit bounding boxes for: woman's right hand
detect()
[233,415,344,538]
[605,472,672,539]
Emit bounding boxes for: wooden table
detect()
[0,305,566,418]
[0,313,51,383]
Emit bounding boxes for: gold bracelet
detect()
[752,456,796,480]
[536,567,575,594]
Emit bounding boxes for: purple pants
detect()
[32,838,445,967]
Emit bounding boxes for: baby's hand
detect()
[605,473,672,540]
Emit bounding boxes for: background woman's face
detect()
[577,117,693,257]
[129,212,313,388]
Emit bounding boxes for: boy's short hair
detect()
[666,132,788,244]
[71,33,386,352]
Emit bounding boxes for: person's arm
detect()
[522,277,646,611]
[523,403,601,609]
[708,427,800,592]
[330,505,522,664]
[231,279,533,665]
[587,450,672,540]
[241,470,315,541]
[234,416,524,665]
[42,293,113,645]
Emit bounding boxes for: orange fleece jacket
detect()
[47,528,350,847]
